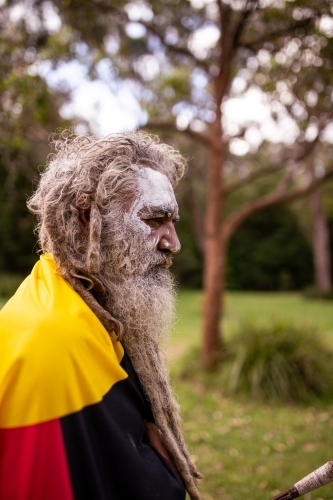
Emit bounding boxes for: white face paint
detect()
[123,168,177,235]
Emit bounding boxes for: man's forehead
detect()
[137,168,173,193]
[135,168,177,210]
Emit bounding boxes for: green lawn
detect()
[171,291,333,359]
[170,291,333,500]
[2,290,333,499]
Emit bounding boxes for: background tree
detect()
[227,206,313,290]
[3,0,333,369]
[28,0,333,367]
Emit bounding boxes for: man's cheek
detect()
[123,210,151,236]
[147,234,159,250]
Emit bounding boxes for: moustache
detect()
[151,251,173,269]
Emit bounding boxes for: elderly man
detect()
[0,131,202,500]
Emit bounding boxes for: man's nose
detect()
[158,224,181,254]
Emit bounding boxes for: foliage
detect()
[2,0,333,367]
[0,3,69,272]
[226,321,333,403]
[227,206,313,290]
[172,203,314,290]
[0,273,25,298]
[43,0,333,177]
[172,200,203,288]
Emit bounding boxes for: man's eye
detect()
[144,217,164,227]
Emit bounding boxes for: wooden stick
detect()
[270,460,333,500]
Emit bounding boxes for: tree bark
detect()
[310,189,332,293]
[202,115,226,369]
[201,0,233,370]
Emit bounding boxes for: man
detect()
[0,131,202,500]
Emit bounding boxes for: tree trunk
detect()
[202,116,226,370]
[310,189,332,293]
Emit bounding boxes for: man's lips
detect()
[159,253,173,268]
[149,252,173,269]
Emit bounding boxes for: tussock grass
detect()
[303,285,333,301]
[176,319,333,404]
[227,322,333,403]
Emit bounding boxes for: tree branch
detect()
[232,1,258,50]
[225,132,322,193]
[240,16,316,52]
[95,0,209,71]
[144,119,212,147]
[222,166,333,242]
[214,1,257,108]
[214,0,233,107]
[140,22,209,71]
[297,134,321,162]
[225,163,284,193]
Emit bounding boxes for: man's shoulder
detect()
[0,255,127,428]
[0,254,111,357]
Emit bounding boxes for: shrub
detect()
[227,322,333,403]
[227,207,313,291]
[302,285,333,301]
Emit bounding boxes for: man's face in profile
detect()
[111,168,181,278]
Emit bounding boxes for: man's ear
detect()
[78,208,90,237]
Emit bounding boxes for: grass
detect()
[2,288,333,499]
[179,384,333,500]
[170,291,333,500]
[172,291,333,357]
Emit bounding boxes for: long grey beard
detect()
[104,267,176,358]
[98,212,176,357]
[102,267,177,426]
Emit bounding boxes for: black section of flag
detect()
[61,351,185,500]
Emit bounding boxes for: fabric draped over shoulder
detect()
[0,254,186,500]
[0,253,126,428]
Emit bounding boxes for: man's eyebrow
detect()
[140,206,179,219]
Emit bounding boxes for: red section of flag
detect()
[0,419,74,500]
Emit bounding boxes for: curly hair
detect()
[28,129,186,337]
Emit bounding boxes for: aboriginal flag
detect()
[0,254,185,500]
